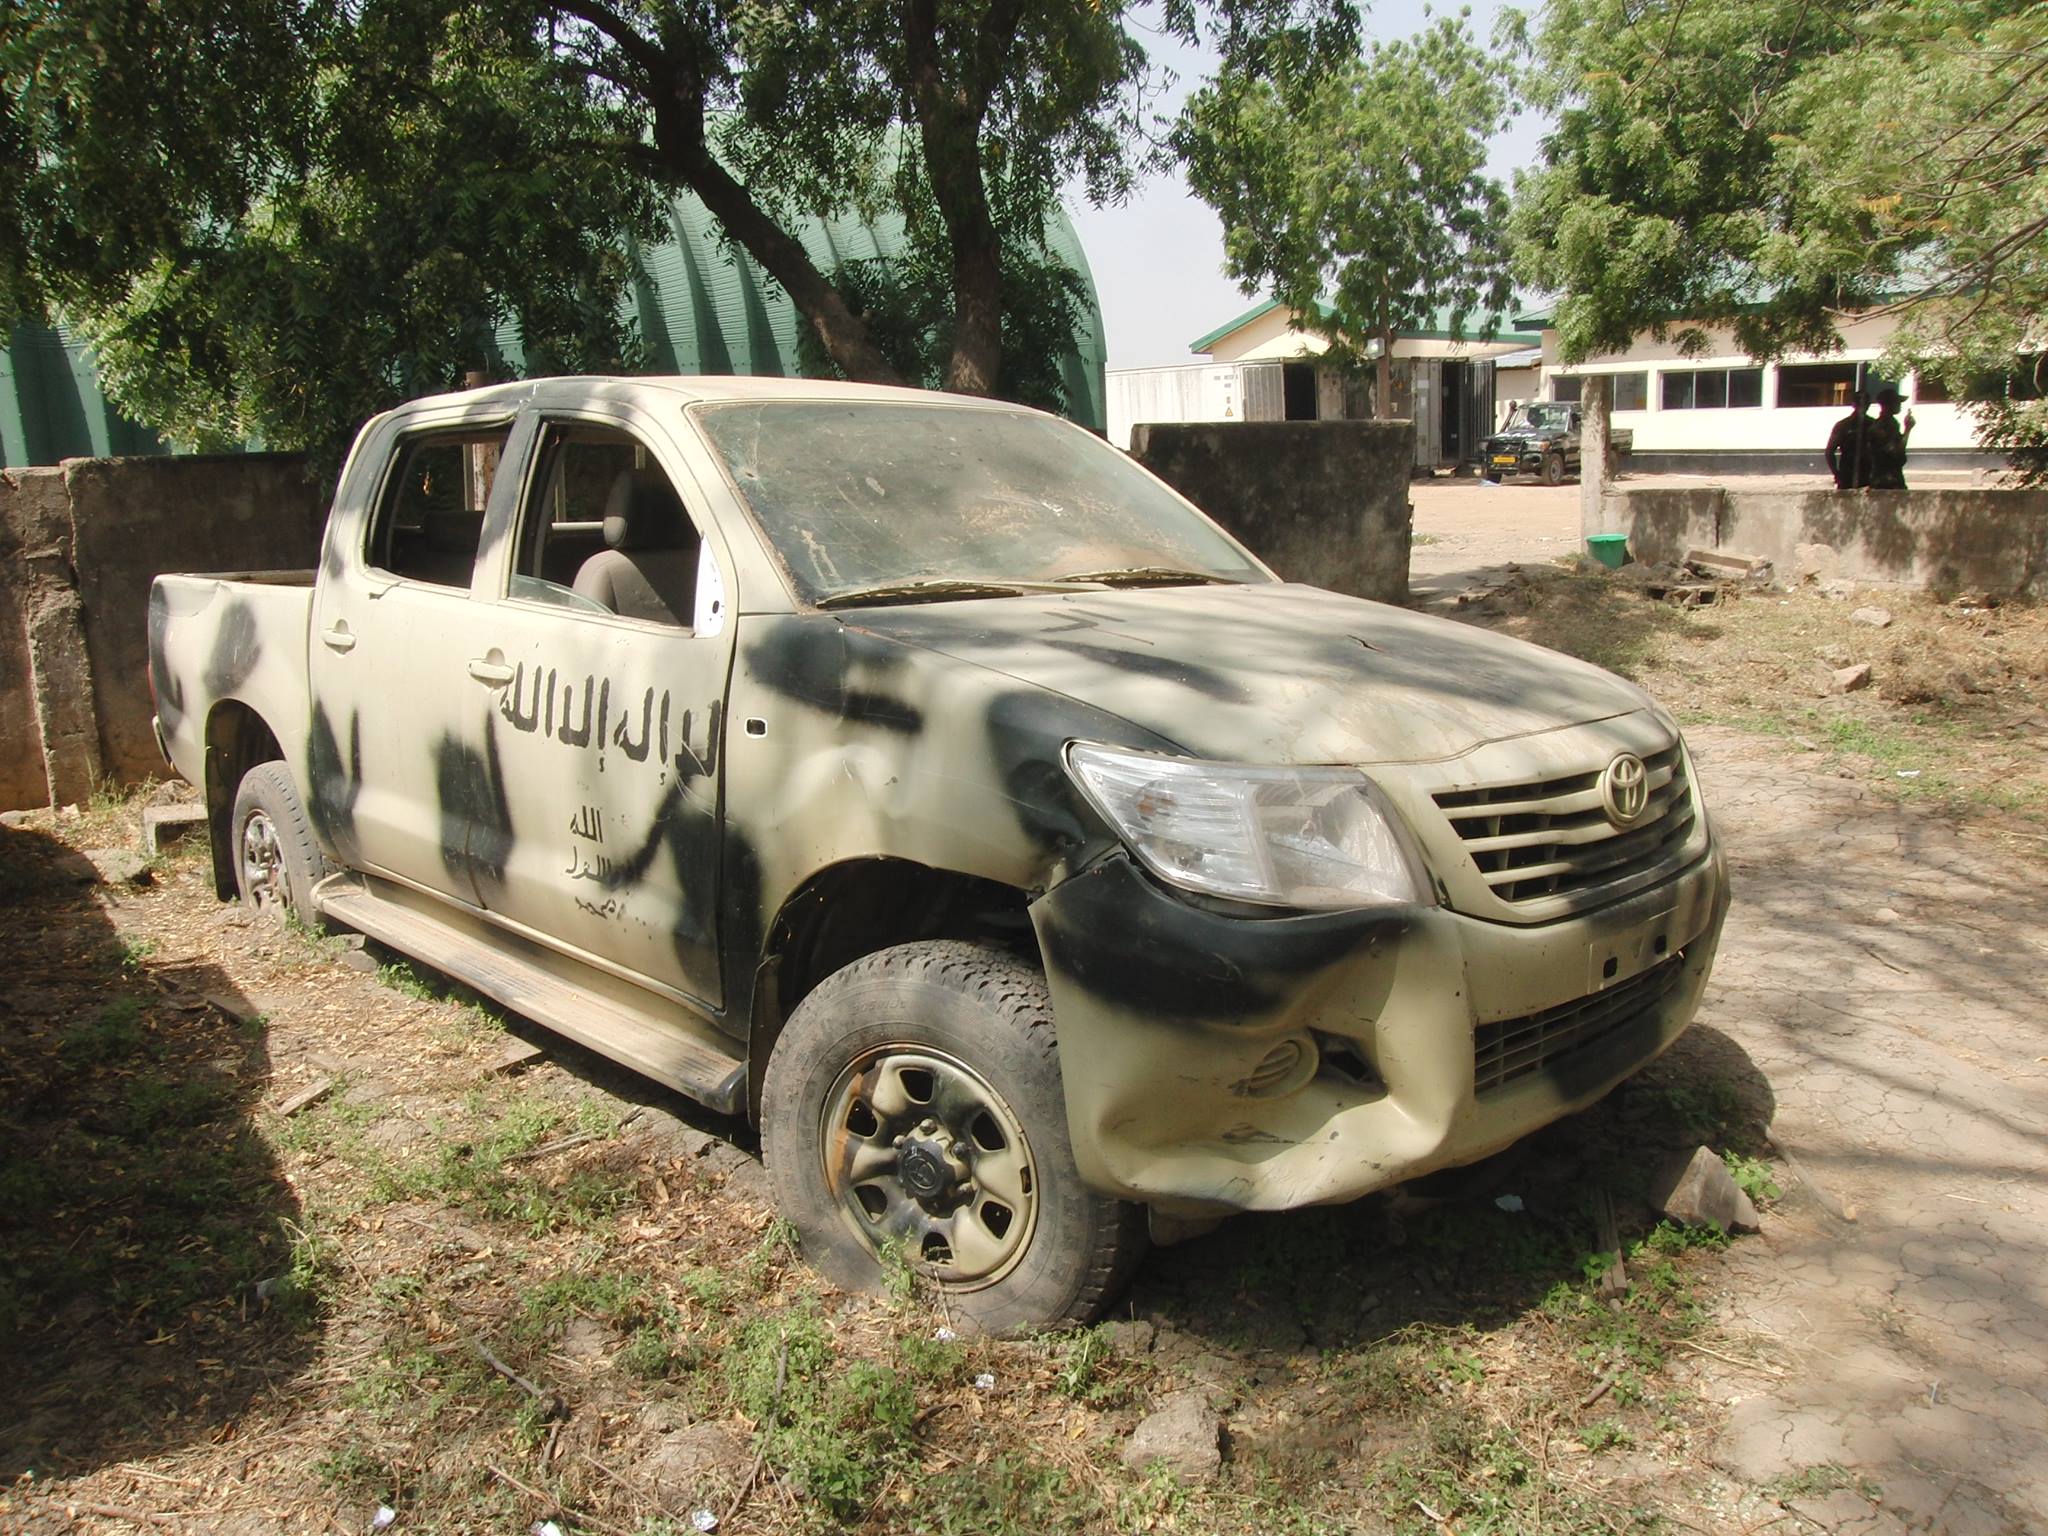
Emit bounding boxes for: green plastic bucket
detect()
[1586,533,1631,569]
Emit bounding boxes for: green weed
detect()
[59,996,146,1064]
[1578,1418,1633,1452]
[913,1455,1098,1535]
[1723,1151,1782,1203]
[725,1306,918,1522]
[1762,1463,1883,1502]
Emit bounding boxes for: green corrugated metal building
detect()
[2,195,1106,468]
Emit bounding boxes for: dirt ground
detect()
[2,534,2045,1534]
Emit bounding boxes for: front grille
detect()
[1433,745,1695,906]
[1474,951,1688,1095]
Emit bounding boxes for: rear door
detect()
[307,409,529,904]
[464,403,735,1012]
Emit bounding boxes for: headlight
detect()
[1064,742,1433,912]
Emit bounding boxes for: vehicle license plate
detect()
[1492,454,1517,465]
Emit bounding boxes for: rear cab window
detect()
[366,425,512,589]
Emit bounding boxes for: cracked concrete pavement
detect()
[1682,726,2048,1534]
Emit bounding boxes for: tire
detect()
[230,761,335,922]
[1540,450,1567,486]
[761,940,1147,1334]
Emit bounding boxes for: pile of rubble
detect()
[1609,546,1775,606]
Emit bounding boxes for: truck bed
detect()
[149,571,318,794]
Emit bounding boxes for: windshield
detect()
[1508,403,1574,432]
[694,402,1268,605]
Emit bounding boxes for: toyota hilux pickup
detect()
[150,376,1728,1332]
[1481,400,1634,485]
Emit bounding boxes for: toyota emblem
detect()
[1600,753,1650,826]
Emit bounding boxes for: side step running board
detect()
[317,878,747,1115]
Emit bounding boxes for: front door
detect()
[465,408,734,1011]
[306,411,526,905]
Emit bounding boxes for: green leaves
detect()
[1513,0,2047,471]
[1176,12,1517,379]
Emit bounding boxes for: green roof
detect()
[4,197,1107,467]
[1189,297,1540,353]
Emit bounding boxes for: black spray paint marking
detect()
[500,662,714,778]
[565,849,624,883]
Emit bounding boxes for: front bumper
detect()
[1030,839,1730,1217]
[1483,445,1546,477]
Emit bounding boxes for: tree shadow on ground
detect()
[1126,1023,1774,1357]
[0,824,317,1478]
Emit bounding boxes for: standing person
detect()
[1826,390,1873,489]
[1868,388,1916,489]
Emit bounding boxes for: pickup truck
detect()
[1480,401,1634,485]
[150,376,1728,1332]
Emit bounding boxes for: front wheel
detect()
[1541,450,1567,486]
[761,941,1147,1333]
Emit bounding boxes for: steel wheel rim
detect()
[820,1044,1040,1290]
[240,810,287,910]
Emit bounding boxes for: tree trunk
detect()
[1580,374,1614,543]
[1376,326,1394,420]
[674,149,904,385]
[634,43,902,386]
[921,120,1004,396]
[905,0,1017,397]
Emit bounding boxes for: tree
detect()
[1512,0,2048,474]
[2,0,1355,459]
[1176,12,1517,418]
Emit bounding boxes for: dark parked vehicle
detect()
[1481,402,1634,485]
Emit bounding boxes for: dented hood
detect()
[842,582,1654,766]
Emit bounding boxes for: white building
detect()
[1520,308,2003,473]
[1106,299,1541,472]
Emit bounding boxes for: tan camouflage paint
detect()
[151,378,1731,1219]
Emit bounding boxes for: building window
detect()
[1551,372,1645,409]
[1660,367,1764,409]
[1776,362,1861,408]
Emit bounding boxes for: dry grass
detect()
[0,795,1795,1536]
[1452,566,2048,843]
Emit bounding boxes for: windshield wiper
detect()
[817,578,1066,610]
[1052,566,1238,589]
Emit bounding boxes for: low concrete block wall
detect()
[1606,486,2048,597]
[1,455,324,810]
[1131,420,1413,604]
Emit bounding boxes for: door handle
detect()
[321,623,357,653]
[467,657,515,687]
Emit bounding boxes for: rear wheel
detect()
[761,940,1146,1333]
[1541,450,1567,486]
[231,761,334,922]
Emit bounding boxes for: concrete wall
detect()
[1605,485,2048,597]
[0,455,324,810]
[1131,420,1413,604]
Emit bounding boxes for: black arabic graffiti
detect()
[501,662,715,777]
[565,850,622,882]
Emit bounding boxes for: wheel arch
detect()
[203,700,286,900]
[747,857,1038,1120]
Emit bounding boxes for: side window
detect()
[367,425,509,588]
[510,423,724,633]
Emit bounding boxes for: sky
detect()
[1067,0,1549,371]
